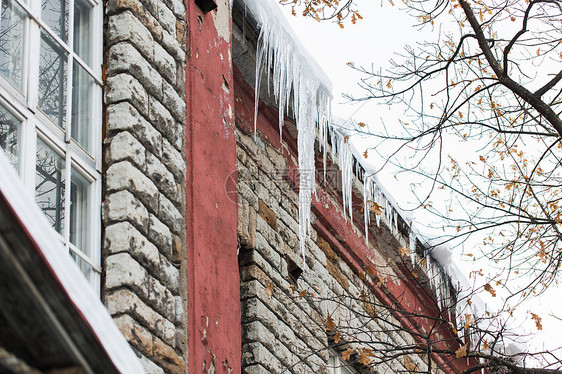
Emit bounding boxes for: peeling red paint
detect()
[186,2,241,373]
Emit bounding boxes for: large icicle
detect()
[243,0,332,257]
[330,128,354,220]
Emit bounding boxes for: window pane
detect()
[39,32,67,129]
[73,0,91,65]
[0,0,25,90]
[71,60,93,152]
[35,139,65,233]
[0,103,20,170]
[70,251,92,279]
[41,0,68,41]
[69,168,90,254]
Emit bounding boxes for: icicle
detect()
[244,0,333,258]
[338,134,354,220]
[409,224,417,265]
[363,175,373,245]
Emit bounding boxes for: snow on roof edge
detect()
[238,0,333,93]
[0,151,145,374]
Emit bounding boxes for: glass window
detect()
[70,168,91,278]
[41,0,68,41]
[0,0,25,90]
[71,60,93,152]
[70,168,90,252]
[39,31,67,129]
[35,139,66,234]
[0,0,101,290]
[0,103,20,169]
[73,0,91,65]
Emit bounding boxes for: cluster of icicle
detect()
[243,0,483,345]
[329,129,407,253]
[425,246,482,349]
[242,0,432,271]
[243,0,332,257]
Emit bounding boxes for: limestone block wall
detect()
[102,0,188,372]
[236,125,430,374]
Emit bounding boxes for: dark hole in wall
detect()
[286,256,302,284]
[195,0,217,14]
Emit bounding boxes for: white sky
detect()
[274,0,562,361]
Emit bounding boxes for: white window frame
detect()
[329,351,359,374]
[0,0,102,293]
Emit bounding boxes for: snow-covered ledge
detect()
[0,151,144,374]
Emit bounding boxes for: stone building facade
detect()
[102,0,188,370]
[231,24,466,371]
[0,0,473,373]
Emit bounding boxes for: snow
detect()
[0,151,145,374]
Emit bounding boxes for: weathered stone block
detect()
[156,1,176,35]
[257,199,277,230]
[174,295,184,327]
[114,314,154,361]
[146,151,180,205]
[175,60,187,92]
[277,219,298,252]
[242,364,269,374]
[239,202,257,249]
[148,96,182,150]
[162,0,184,19]
[106,102,163,157]
[107,11,154,57]
[255,216,283,253]
[153,42,176,84]
[105,253,176,321]
[152,335,186,374]
[105,288,177,347]
[105,221,160,268]
[103,190,149,231]
[106,161,159,213]
[161,137,185,181]
[254,232,283,272]
[158,193,183,235]
[105,221,180,295]
[316,236,336,263]
[265,144,287,171]
[239,180,258,209]
[162,79,186,122]
[106,0,164,42]
[114,314,185,374]
[139,353,166,374]
[161,28,186,63]
[148,214,173,257]
[108,43,163,100]
[105,74,148,115]
[105,130,145,167]
[241,342,282,373]
[278,205,299,236]
[326,260,349,291]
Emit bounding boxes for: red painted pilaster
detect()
[186,2,241,372]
